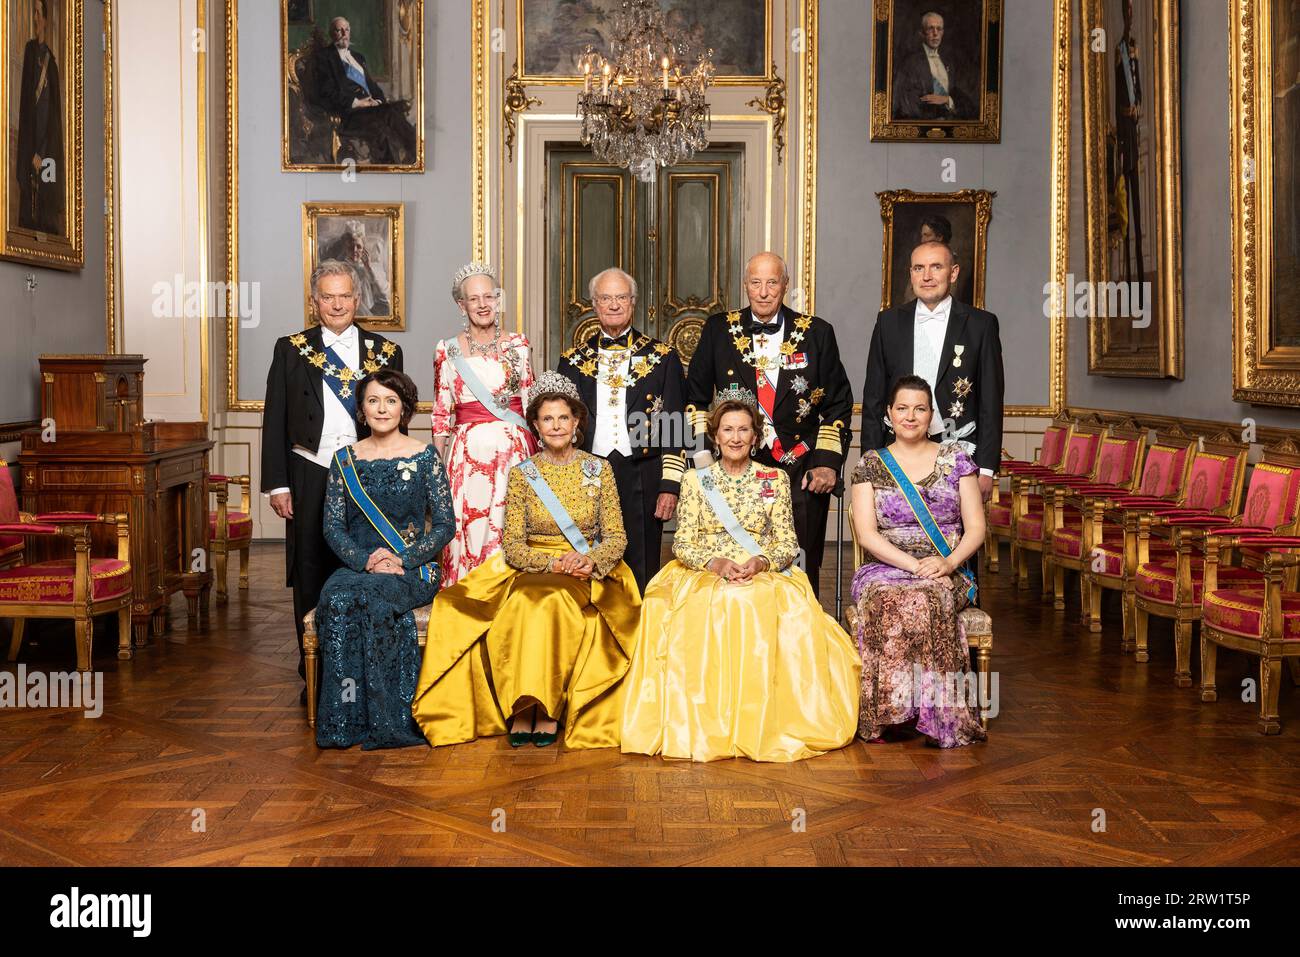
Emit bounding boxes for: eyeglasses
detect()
[594,294,632,305]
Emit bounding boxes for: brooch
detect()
[396,459,417,481]
[756,468,777,500]
[581,457,602,496]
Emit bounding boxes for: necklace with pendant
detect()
[466,324,502,357]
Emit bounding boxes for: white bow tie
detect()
[322,327,357,348]
[917,309,946,324]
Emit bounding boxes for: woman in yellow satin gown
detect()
[412,371,639,749]
[621,390,861,762]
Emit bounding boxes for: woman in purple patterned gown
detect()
[849,375,987,748]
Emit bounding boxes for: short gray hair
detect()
[311,260,357,298]
[744,252,790,283]
[588,267,638,302]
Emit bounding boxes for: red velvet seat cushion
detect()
[1051,523,1126,560]
[0,559,131,604]
[1203,588,1300,641]
[989,494,1045,531]
[208,510,253,541]
[1134,559,1262,606]
[1016,504,1081,543]
[1088,537,1174,577]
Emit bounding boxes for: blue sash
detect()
[877,448,976,603]
[446,342,529,431]
[516,459,591,555]
[696,466,791,577]
[334,447,434,583]
[320,342,359,419]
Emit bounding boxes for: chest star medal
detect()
[953,376,973,398]
[949,400,965,418]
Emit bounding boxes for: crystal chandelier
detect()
[576,0,715,180]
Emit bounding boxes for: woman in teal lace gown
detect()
[316,369,456,749]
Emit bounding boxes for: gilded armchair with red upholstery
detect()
[209,474,252,601]
[1057,426,1197,636]
[2,512,132,672]
[0,461,23,570]
[1133,438,1300,687]
[1107,430,1248,652]
[1046,420,1148,615]
[987,416,1073,577]
[1200,533,1300,734]
[1011,417,1106,596]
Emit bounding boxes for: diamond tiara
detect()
[713,384,759,410]
[451,261,499,299]
[532,370,583,406]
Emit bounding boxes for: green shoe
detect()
[533,730,557,748]
[508,730,533,748]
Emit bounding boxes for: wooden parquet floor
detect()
[3,543,1300,867]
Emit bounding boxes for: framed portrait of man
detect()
[517,0,772,85]
[870,0,1002,142]
[1,0,83,269]
[302,202,405,330]
[1080,0,1183,379]
[281,0,424,171]
[1232,0,1300,405]
[877,189,994,310]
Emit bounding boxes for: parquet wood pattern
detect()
[1,542,1298,867]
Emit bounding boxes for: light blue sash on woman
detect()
[516,459,591,554]
[696,465,791,576]
[335,447,434,584]
[876,447,977,603]
[446,341,528,430]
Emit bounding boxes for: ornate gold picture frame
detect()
[301,202,405,331]
[1232,0,1300,406]
[877,188,994,310]
[1079,0,1183,379]
[280,0,424,172]
[0,0,84,269]
[515,0,774,86]
[870,0,1002,143]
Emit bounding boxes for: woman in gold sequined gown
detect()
[412,374,640,749]
[621,396,860,762]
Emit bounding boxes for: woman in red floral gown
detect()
[432,263,536,585]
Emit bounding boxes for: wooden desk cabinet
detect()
[18,422,214,651]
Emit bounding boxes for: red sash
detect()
[754,371,808,463]
[455,398,537,451]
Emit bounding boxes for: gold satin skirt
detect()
[412,545,640,749]
[621,560,861,763]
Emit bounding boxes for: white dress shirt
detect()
[913,296,992,476]
[266,324,361,497]
[914,296,951,433]
[925,47,955,111]
[592,345,633,458]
